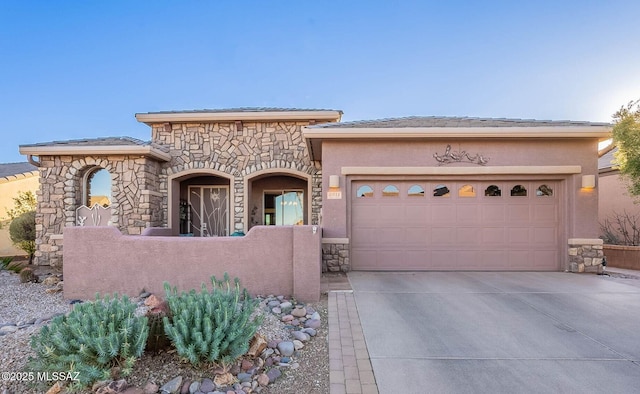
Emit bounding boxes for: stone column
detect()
[568,238,604,273]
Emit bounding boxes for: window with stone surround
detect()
[85,167,112,207]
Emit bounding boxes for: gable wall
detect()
[35,155,162,266]
[152,121,322,232]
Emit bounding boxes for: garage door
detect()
[351,180,560,271]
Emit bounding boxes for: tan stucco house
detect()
[598,147,640,241]
[20,108,611,279]
[0,162,38,257]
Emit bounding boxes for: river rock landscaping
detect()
[0,268,329,394]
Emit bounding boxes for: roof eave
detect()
[303,125,612,139]
[303,125,612,162]
[19,145,171,162]
[135,110,343,125]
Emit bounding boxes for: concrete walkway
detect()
[348,271,640,394]
[324,273,379,394]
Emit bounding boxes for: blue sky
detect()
[2,1,639,163]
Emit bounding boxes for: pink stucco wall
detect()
[63,225,321,302]
[598,171,640,225]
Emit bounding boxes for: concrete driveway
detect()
[348,271,640,394]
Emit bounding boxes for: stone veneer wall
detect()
[35,155,163,266]
[568,238,604,273]
[152,121,322,232]
[322,240,350,272]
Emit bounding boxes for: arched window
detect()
[408,185,425,197]
[536,184,553,196]
[356,185,374,198]
[85,168,112,207]
[485,185,501,196]
[458,184,476,197]
[510,185,527,197]
[382,185,400,197]
[433,184,450,197]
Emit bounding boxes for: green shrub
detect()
[0,256,23,273]
[163,273,262,366]
[8,210,36,264]
[29,293,148,390]
[0,256,12,269]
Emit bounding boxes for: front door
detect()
[188,186,229,236]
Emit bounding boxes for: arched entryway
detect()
[246,171,310,231]
[169,170,233,236]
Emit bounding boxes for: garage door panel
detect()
[534,204,557,221]
[457,251,481,269]
[404,205,430,224]
[351,227,377,246]
[378,227,405,245]
[456,205,480,223]
[482,227,505,244]
[379,205,404,223]
[508,205,531,221]
[481,204,506,222]
[351,180,560,271]
[431,227,455,244]
[353,205,379,226]
[431,250,455,268]
[508,228,530,243]
[432,204,456,223]
[533,250,559,269]
[405,227,430,246]
[481,250,508,267]
[457,227,481,245]
[351,249,379,270]
[508,250,532,268]
[534,227,557,244]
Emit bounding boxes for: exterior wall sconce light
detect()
[581,175,596,189]
[329,175,340,188]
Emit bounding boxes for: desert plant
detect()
[163,273,262,366]
[146,310,172,353]
[600,210,640,246]
[8,210,36,264]
[28,293,148,390]
[19,267,37,283]
[0,256,23,273]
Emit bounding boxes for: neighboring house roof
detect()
[135,107,343,124]
[19,137,171,162]
[309,116,611,129]
[599,147,618,173]
[0,162,38,184]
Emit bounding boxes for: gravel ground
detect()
[0,269,329,394]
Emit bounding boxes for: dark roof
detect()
[599,147,618,171]
[0,162,37,178]
[309,116,612,129]
[20,136,150,148]
[141,107,343,115]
